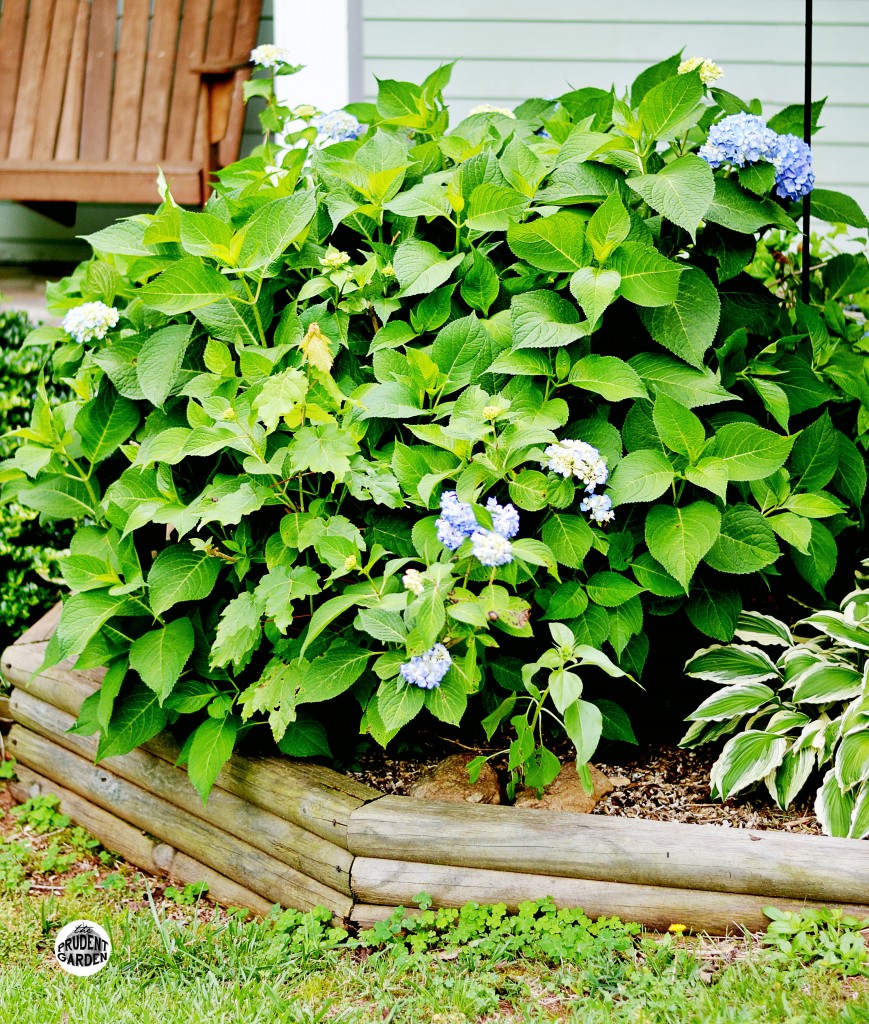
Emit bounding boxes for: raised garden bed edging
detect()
[4,609,869,934]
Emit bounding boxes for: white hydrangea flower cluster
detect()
[61,301,119,344]
[580,493,615,524]
[678,56,724,85]
[399,642,452,689]
[250,44,293,69]
[402,568,426,596]
[543,439,608,491]
[469,103,516,119]
[470,530,514,567]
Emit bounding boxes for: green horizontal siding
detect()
[0,1,274,264]
[362,0,869,216]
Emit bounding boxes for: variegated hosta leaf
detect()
[734,610,794,648]
[799,610,869,651]
[679,716,742,748]
[765,745,815,809]
[687,681,776,722]
[791,664,863,704]
[684,644,780,685]
[834,727,869,790]
[848,783,869,839]
[815,769,856,837]
[710,730,788,800]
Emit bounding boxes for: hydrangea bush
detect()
[3,52,869,800]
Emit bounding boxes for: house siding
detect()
[0,0,274,264]
[362,0,869,216]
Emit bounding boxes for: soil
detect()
[348,741,823,835]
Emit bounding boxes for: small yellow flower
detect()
[293,104,318,119]
[678,57,724,86]
[482,405,502,421]
[319,247,352,270]
[668,923,688,935]
[381,262,395,278]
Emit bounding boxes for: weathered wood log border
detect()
[3,608,868,934]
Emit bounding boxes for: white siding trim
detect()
[273,0,355,110]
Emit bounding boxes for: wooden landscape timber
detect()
[3,607,869,934]
[10,764,274,917]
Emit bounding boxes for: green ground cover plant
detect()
[683,562,869,837]
[3,53,869,800]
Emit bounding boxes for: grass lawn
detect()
[2,785,868,1023]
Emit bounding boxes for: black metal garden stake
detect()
[802,0,813,304]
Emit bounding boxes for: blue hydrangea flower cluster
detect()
[399,642,452,689]
[436,491,519,566]
[313,110,364,143]
[698,113,778,168]
[699,113,815,200]
[772,133,815,200]
[61,301,119,344]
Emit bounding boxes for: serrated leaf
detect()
[210,592,262,672]
[137,325,192,407]
[710,422,794,481]
[645,502,721,592]
[608,242,684,307]
[542,514,593,569]
[424,670,468,726]
[465,183,529,231]
[129,618,194,704]
[639,267,720,368]
[378,679,425,732]
[460,250,499,314]
[76,386,140,464]
[139,257,234,314]
[148,544,221,617]
[393,238,464,297]
[627,155,714,239]
[586,571,643,608]
[237,191,317,272]
[507,210,590,271]
[569,354,648,402]
[569,266,621,325]
[630,352,733,408]
[254,368,308,431]
[685,585,741,642]
[187,716,239,803]
[607,449,675,505]
[585,192,631,262]
[510,289,588,349]
[96,683,169,761]
[254,566,321,633]
[639,71,704,141]
[790,411,838,491]
[703,504,780,574]
[652,395,705,459]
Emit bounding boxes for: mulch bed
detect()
[348,742,822,835]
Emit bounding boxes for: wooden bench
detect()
[0,0,263,217]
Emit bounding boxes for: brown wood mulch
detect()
[348,743,822,835]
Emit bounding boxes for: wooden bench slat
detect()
[54,0,90,160]
[0,0,29,158]
[218,0,261,167]
[163,0,211,164]
[8,0,54,160]
[32,0,78,161]
[79,0,116,161]
[0,162,203,204]
[136,0,183,163]
[108,0,151,162]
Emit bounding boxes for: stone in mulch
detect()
[514,763,613,813]
[409,753,501,805]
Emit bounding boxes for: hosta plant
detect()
[2,53,868,800]
[682,569,869,838]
